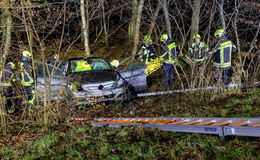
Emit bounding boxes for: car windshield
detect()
[69,58,112,72]
[36,63,64,78]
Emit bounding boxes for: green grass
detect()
[0,90,259,159]
[1,126,260,159]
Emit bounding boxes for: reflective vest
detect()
[212,40,236,68]
[161,42,177,64]
[189,42,208,62]
[74,63,92,72]
[139,44,155,64]
[0,68,14,87]
[20,62,34,86]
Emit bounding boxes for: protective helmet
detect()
[110,60,119,68]
[193,34,201,40]
[22,50,32,57]
[160,34,169,42]
[214,29,225,38]
[144,35,152,44]
[7,62,15,69]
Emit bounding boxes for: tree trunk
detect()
[131,0,145,56]
[128,0,138,41]
[161,0,172,39]
[80,0,91,57]
[190,0,201,41]
[219,0,226,29]
[21,0,33,52]
[148,4,161,35]
[2,8,12,63]
[101,0,109,47]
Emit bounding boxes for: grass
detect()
[1,125,259,159]
[0,89,259,159]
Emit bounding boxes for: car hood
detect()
[67,70,117,84]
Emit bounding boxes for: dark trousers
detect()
[0,86,15,110]
[23,86,34,103]
[163,63,175,87]
[215,67,230,85]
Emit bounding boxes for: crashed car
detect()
[35,57,147,107]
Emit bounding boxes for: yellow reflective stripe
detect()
[164,59,176,64]
[0,71,13,86]
[0,83,12,86]
[193,58,205,62]
[21,70,34,86]
[161,51,168,58]
[214,62,231,68]
[167,42,176,49]
[220,41,232,46]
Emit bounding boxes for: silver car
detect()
[35,57,147,107]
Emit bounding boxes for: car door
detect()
[35,62,67,100]
[119,61,147,91]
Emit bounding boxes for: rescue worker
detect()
[0,62,16,110]
[137,35,155,65]
[20,50,35,106]
[110,60,120,68]
[189,34,208,68]
[210,29,237,85]
[160,34,179,87]
[48,53,59,64]
[74,61,92,72]
[48,53,65,70]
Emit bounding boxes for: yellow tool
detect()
[145,56,164,76]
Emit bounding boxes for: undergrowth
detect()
[0,89,259,159]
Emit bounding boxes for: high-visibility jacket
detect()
[20,58,34,86]
[0,66,15,87]
[138,44,155,64]
[211,36,237,68]
[189,42,208,62]
[74,62,92,72]
[160,39,179,64]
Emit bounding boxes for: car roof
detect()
[67,57,106,61]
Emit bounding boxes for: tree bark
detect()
[148,4,161,35]
[161,0,172,39]
[190,0,201,41]
[101,0,109,47]
[219,0,226,29]
[128,0,138,41]
[2,8,12,63]
[80,0,91,57]
[131,0,145,56]
[21,0,33,52]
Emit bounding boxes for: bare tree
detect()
[219,0,226,29]
[101,0,109,46]
[129,0,138,41]
[80,0,91,57]
[190,0,201,41]
[1,7,12,63]
[131,0,145,56]
[148,3,161,35]
[160,0,172,38]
